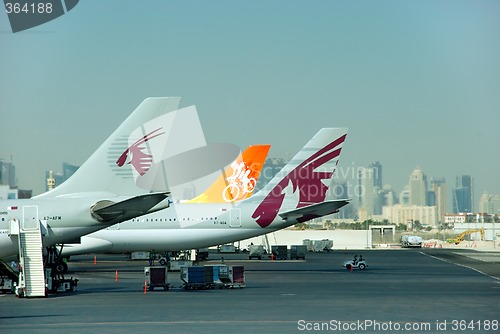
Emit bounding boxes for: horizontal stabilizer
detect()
[90,192,170,224]
[278,199,350,222]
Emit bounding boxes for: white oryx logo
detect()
[222,161,257,202]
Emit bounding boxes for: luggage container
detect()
[304,239,333,252]
[219,244,237,253]
[181,266,208,289]
[0,276,14,293]
[204,265,226,286]
[290,245,307,260]
[204,266,214,287]
[219,265,245,288]
[169,260,193,271]
[248,245,264,260]
[231,266,245,288]
[271,245,288,260]
[144,266,169,291]
[196,248,210,261]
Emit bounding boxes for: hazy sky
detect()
[1,0,499,209]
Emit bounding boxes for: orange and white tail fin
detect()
[186,144,270,203]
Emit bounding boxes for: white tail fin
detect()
[35,98,182,198]
[249,128,348,228]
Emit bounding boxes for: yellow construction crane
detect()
[446,228,485,245]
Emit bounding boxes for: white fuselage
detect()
[0,196,139,258]
[63,200,293,255]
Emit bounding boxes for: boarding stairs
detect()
[15,206,46,297]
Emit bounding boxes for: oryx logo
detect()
[252,134,346,228]
[116,128,165,176]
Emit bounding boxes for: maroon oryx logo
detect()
[116,128,165,176]
[252,134,346,228]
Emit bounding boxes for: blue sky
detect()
[1,0,499,209]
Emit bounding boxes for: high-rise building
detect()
[358,167,375,216]
[430,177,446,224]
[399,187,410,206]
[383,204,437,227]
[357,162,386,217]
[383,185,397,207]
[329,180,356,219]
[369,161,382,188]
[0,159,16,188]
[408,166,427,206]
[453,175,474,213]
[479,193,500,214]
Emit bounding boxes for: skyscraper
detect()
[0,159,16,188]
[453,175,474,213]
[357,163,385,216]
[358,167,375,216]
[369,161,382,188]
[479,192,500,214]
[430,177,446,224]
[408,166,427,206]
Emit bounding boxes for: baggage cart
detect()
[271,245,288,260]
[219,265,245,288]
[169,260,193,271]
[248,245,264,260]
[181,266,209,290]
[290,245,306,260]
[144,266,169,291]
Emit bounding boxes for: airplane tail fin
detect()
[185,144,270,203]
[35,98,182,199]
[250,128,349,228]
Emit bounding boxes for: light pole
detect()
[493,214,496,248]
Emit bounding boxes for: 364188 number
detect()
[450,320,499,331]
[5,2,53,14]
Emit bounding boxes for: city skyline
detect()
[1,1,499,203]
[1,156,491,219]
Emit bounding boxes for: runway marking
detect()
[454,252,500,263]
[0,320,301,328]
[420,251,500,282]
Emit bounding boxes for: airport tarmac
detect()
[1,249,499,334]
